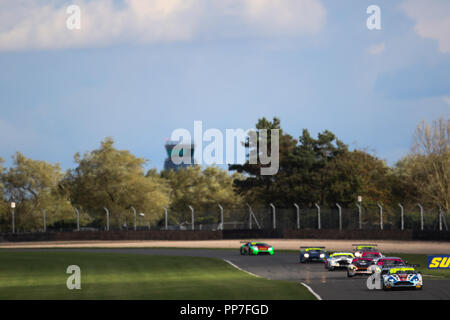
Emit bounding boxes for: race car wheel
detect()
[347,272,354,277]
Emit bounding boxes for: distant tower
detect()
[164,139,195,171]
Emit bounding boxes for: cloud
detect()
[0,0,326,51]
[402,0,450,53]
[443,96,450,106]
[367,42,385,55]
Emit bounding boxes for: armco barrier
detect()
[0,230,222,242]
[222,229,283,239]
[283,229,413,240]
[0,229,449,242]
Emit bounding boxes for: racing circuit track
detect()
[24,248,450,300]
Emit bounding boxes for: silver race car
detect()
[325,252,355,271]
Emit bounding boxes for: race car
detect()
[361,250,383,261]
[325,252,355,271]
[381,266,423,290]
[299,247,328,263]
[353,244,382,258]
[347,257,373,277]
[240,241,274,255]
[368,257,406,274]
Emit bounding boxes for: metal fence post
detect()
[270,203,276,230]
[218,204,224,231]
[131,206,137,231]
[377,203,383,230]
[417,204,424,231]
[163,207,168,230]
[356,204,362,229]
[246,203,252,229]
[336,203,342,230]
[293,203,300,229]
[439,207,442,231]
[104,207,110,231]
[314,203,321,230]
[42,209,46,233]
[74,208,80,231]
[188,205,194,230]
[398,203,404,231]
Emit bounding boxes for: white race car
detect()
[325,252,355,271]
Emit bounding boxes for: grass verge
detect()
[0,251,316,300]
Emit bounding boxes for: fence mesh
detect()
[1,204,448,233]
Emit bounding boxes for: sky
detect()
[0,0,449,171]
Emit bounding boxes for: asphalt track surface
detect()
[22,248,450,300]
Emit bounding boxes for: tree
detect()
[394,117,450,211]
[323,149,391,207]
[1,153,72,231]
[161,166,243,224]
[229,117,348,207]
[62,138,171,227]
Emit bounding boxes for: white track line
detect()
[224,259,323,300]
[223,259,261,277]
[301,282,322,300]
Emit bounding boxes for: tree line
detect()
[0,117,448,231]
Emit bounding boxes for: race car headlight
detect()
[319,253,325,258]
[268,247,273,251]
[304,253,309,258]
[355,252,361,257]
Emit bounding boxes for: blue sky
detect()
[0,0,449,171]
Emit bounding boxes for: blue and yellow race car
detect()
[381,266,423,290]
[299,246,328,263]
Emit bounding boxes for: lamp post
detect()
[11,202,16,234]
[357,196,362,230]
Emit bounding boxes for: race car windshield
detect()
[363,253,380,259]
[383,260,404,266]
[391,270,416,275]
[254,243,269,246]
[333,255,353,258]
[355,259,371,264]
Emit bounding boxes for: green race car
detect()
[240,241,274,255]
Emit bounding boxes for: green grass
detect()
[387,253,450,279]
[0,251,315,300]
